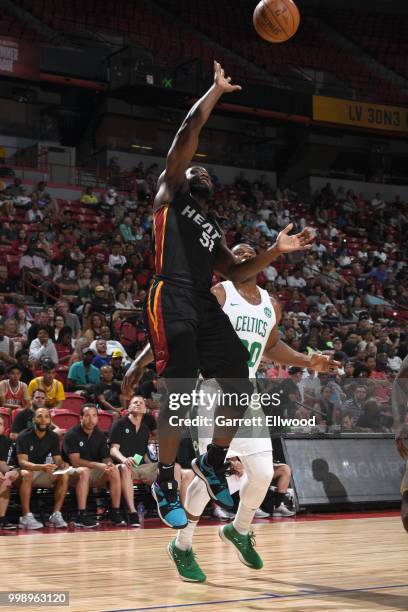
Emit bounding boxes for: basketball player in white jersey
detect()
[123,244,338,582]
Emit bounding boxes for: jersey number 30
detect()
[241,340,262,368]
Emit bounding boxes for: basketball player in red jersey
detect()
[146,61,314,529]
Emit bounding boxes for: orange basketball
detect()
[253,0,300,43]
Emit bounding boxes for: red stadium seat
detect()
[0,408,11,433]
[11,407,24,423]
[97,411,114,433]
[62,394,85,415]
[51,410,80,430]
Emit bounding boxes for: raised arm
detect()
[156,61,241,203]
[215,224,314,283]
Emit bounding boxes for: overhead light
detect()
[141,146,153,150]
[131,144,141,149]
[195,153,207,158]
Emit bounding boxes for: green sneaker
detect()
[167,538,206,583]
[218,523,263,569]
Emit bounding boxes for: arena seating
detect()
[323,10,408,80]
[157,0,408,104]
[8,0,406,104]
[14,0,248,82]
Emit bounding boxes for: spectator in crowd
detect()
[388,347,402,373]
[356,399,384,432]
[27,311,53,345]
[63,404,125,525]
[343,384,369,424]
[28,327,58,367]
[279,367,303,418]
[89,326,130,362]
[109,395,156,526]
[10,387,64,440]
[0,364,30,412]
[55,326,74,369]
[83,312,106,343]
[16,407,70,529]
[317,385,336,426]
[15,349,34,385]
[28,359,65,409]
[15,308,32,343]
[26,199,44,223]
[67,347,100,395]
[51,313,66,343]
[110,350,127,382]
[0,320,16,365]
[95,365,124,415]
[287,269,307,289]
[55,266,79,300]
[92,339,110,369]
[55,300,81,340]
[80,186,98,207]
[120,216,136,243]
[115,290,135,311]
[108,242,127,280]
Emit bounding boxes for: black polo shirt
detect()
[95,381,122,408]
[109,416,149,461]
[16,428,60,464]
[62,424,109,463]
[0,434,12,463]
[142,412,157,433]
[11,408,34,435]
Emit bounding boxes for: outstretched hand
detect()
[214,61,242,93]
[276,224,315,255]
[309,353,340,373]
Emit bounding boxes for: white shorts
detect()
[194,379,272,458]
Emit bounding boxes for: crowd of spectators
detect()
[0,162,407,527]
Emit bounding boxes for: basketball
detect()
[253,0,300,43]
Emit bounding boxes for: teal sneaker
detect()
[192,454,234,510]
[219,523,263,569]
[167,538,206,583]
[151,479,188,529]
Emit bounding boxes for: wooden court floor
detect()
[0,514,407,612]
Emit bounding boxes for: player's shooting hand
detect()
[214,61,242,93]
[310,354,340,373]
[396,426,408,460]
[275,224,315,254]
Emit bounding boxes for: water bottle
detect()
[136,501,145,528]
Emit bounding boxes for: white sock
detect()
[233,502,256,535]
[175,519,198,551]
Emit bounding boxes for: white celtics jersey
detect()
[221,280,276,377]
